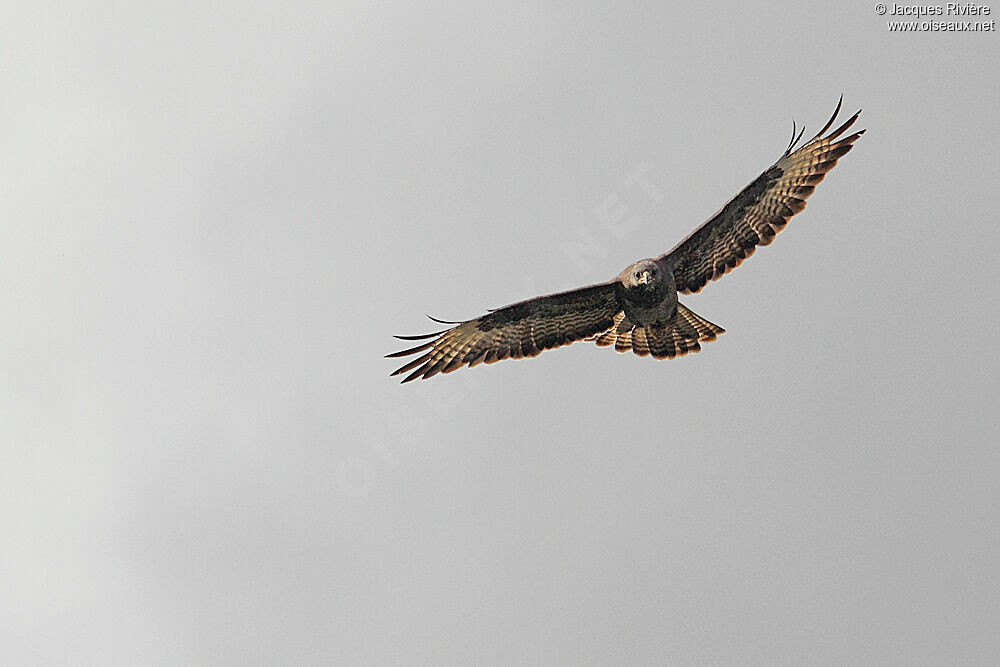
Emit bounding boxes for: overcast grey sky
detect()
[2,2,999,664]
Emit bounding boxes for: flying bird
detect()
[389,99,864,383]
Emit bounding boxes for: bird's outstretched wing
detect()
[661,98,864,295]
[387,282,621,383]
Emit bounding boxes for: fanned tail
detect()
[593,304,724,359]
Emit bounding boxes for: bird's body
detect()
[615,259,677,326]
[389,99,864,382]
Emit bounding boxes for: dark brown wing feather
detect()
[387,282,622,382]
[662,98,865,295]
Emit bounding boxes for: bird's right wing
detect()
[387,282,621,382]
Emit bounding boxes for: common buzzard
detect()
[389,99,863,383]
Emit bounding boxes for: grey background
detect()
[3,2,998,664]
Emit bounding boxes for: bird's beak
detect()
[640,270,651,284]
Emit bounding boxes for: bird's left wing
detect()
[388,282,621,382]
[661,98,864,295]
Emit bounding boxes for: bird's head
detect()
[623,259,661,290]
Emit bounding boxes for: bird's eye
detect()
[634,272,640,279]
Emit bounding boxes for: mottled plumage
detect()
[389,99,863,382]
